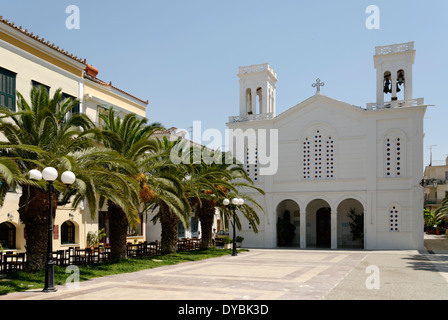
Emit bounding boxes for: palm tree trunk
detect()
[108,200,129,261]
[196,200,216,249]
[18,186,57,271]
[159,203,180,254]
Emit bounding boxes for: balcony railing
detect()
[375,42,414,55]
[422,179,447,187]
[366,98,425,110]
[238,63,277,78]
[229,112,275,123]
[425,199,443,205]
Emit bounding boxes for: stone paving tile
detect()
[0,249,367,301]
[3,236,448,301]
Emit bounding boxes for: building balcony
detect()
[366,98,425,110]
[422,179,447,187]
[229,112,275,123]
[238,63,277,79]
[425,199,443,205]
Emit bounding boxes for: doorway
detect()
[316,207,331,247]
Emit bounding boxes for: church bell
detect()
[396,70,405,93]
[383,76,391,94]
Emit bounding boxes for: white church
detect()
[227,42,428,250]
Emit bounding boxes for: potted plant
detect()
[424,209,444,234]
[87,228,106,249]
[236,236,244,248]
[223,237,233,249]
[348,208,364,242]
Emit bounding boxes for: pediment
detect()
[274,94,365,123]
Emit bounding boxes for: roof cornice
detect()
[0,16,86,70]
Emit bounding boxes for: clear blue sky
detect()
[2,0,447,167]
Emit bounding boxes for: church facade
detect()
[227,42,428,250]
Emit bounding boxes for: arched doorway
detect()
[276,200,300,247]
[337,198,364,249]
[306,199,332,248]
[61,221,76,245]
[316,207,331,247]
[0,222,16,250]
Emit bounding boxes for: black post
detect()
[43,181,57,293]
[232,206,237,256]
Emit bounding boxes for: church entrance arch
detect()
[337,198,364,249]
[316,207,331,247]
[276,200,300,247]
[305,199,332,248]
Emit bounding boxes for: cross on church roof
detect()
[312,78,325,94]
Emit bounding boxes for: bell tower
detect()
[237,63,278,117]
[374,42,415,107]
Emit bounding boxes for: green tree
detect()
[436,195,448,217]
[185,148,264,249]
[142,137,191,254]
[98,107,162,260]
[0,87,140,269]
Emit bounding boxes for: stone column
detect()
[300,211,307,249]
[331,210,337,249]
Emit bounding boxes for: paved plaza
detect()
[1,235,448,301]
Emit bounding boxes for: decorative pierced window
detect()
[245,145,259,182]
[385,134,405,178]
[388,205,400,232]
[302,138,311,179]
[302,129,335,180]
[325,135,335,179]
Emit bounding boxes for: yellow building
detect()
[423,157,448,211]
[0,17,148,252]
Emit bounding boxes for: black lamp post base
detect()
[42,287,57,293]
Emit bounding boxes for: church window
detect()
[302,129,335,181]
[388,205,400,232]
[246,146,259,182]
[384,134,405,178]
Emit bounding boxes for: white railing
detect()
[375,42,414,55]
[229,113,275,123]
[366,98,424,110]
[238,63,277,78]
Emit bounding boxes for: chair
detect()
[54,250,70,266]
[73,248,91,265]
[5,253,25,272]
[98,246,110,263]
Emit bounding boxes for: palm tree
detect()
[98,107,162,260]
[0,87,140,269]
[185,148,264,249]
[0,144,46,205]
[436,196,448,216]
[141,137,191,254]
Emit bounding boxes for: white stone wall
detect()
[228,93,426,250]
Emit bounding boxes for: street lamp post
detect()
[29,167,76,293]
[223,197,244,256]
